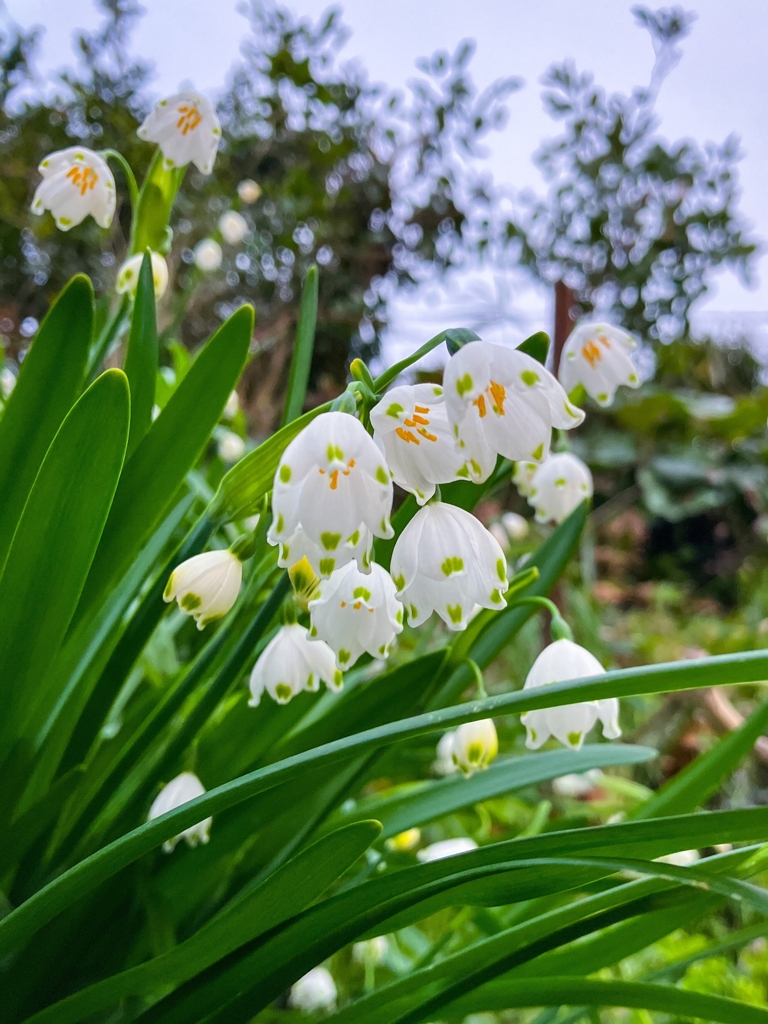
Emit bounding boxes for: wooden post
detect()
[553,280,575,375]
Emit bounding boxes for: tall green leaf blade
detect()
[122,252,158,458]
[75,305,252,622]
[0,369,130,762]
[282,264,318,425]
[0,275,93,570]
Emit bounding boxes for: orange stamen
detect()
[582,340,603,368]
[418,428,438,442]
[329,469,339,490]
[340,601,347,608]
[177,105,202,135]
[489,380,506,416]
[66,165,99,196]
[473,394,487,418]
[396,427,420,444]
[414,405,430,414]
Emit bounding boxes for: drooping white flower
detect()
[521,639,621,751]
[0,367,16,399]
[353,936,388,964]
[277,523,372,579]
[501,511,529,541]
[370,383,464,504]
[559,322,640,407]
[391,501,508,631]
[237,178,262,204]
[417,837,478,863]
[289,966,337,1013]
[31,147,116,231]
[116,252,169,299]
[268,411,394,568]
[524,452,593,524]
[224,390,240,419]
[137,91,221,174]
[308,561,403,669]
[512,461,538,498]
[432,731,460,776]
[218,430,246,463]
[451,719,498,777]
[194,238,223,272]
[147,772,212,853]
[443,341,585,483]
[551,769,603,798]
[163,549,242,629]
[218,210,249,245]
[248,623,342,706]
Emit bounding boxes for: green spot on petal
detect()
[447,604,463,624]
[441,555,464,577]
[496,558,506,582]
[275,683,293,702]
[276,514,284,533]
[353,586,371,601]
[327,444,344,461]
[531,443,544,461]
[456,373,474,397]
[319,558,335,575]
[180,592,202,611]
[567,731,582,747]
[279,464,291,483]
[386,402,404,418]
[321,532,341,550]
[338,649,351,665]
[375,466,389,485]
[521,369,539,386]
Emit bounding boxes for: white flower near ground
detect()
[276,523,373,579]
[268,411,394,567]
[224,390,240,419]
[289,966,337,1013]
[551,769,603,797]
[248,623,342,706]
[658,849,700,867]
[353,936,388,964]
[116,252,169,299]
[559,322,640,407]
[31,147,116,231]
[432,731,460,776]
[237,178,262,203]
[194,238,223,272]
[218,430,245,463]
[524,452,593,524]
[308,561,403,669]
[451,719,498,776]
[147,772,212,853]
[0,368,16,398]
[391,501,508,631]
[163,549,242,629]
[521,638,621,751]
[370,383,464,504]
[137,91,221,174]
[219,210,249,245]
[501,511,529,541]
[443,341,584,483]
[417,837,478,862]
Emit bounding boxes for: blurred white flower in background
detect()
[147,771,212,853]
[224,390,240,419]
[218,430,245,463]
[559,322,640,407]
[0,367,16,399]
[237,178,262,204]
[116,251,169,299]
[432,730,460,776]
[218,209,249,245]
[31,147,115,230]
[193,238,223,272]
[289,966,337,1013]
[450,719,498,776]
[551,769,603,797]
[138,90,221,174]
[522,452,593,525]
[501,511,529,540]
[417,837,478,862]
[353,936,388,964]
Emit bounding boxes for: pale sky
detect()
[5,0,768,359]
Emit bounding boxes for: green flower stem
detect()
[510,596,573,642]
[463,658,488,701]
[99,149,139,223]
[371,329,448,393]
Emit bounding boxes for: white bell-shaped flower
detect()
[432,731,459,776]
[116,252,169,299]
[390,501,508,631]
[289,966,337,1013]
[308,561,403,669]
[512,461,539,498]
[137,90,221,174]
[147,771,212,853]
[194,238,223,272]
[443,341,585,483]
[501,511,529,541]
[559,322,640,407]
[417,837,477,863]
[353,936,388,965]
[524,452,593,524]
[277,523,372,579]
[521,638,621,751]
[370,383,464,504]
[451,719,498,776]
[269,412,394,567]
[31,147,116,231]
[163,549,242,629]
[248,623,342,706]
[219,210,249,244]
[218,430,246,463]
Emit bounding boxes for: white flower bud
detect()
[559,322,640,407]
[268,412,394,571]
[501,511,529,541]
[451,719,498,777]
[308,562,403,669]
[417,837,477,863]
[218,430,245,463]
[116,252,169,299]
[289,966,337,1013]
[31,147,116,231]
[521,638,621,751]
[147,772,212,853]
[224,390,240,419]
[353,936,388,964]
[218,210,249,245]
[525,452,593,524]
[194,238,223,272]
[237,178,262,204]
[391,501,508,631]
[137,90,221,174]
[370,383,464,504]
[248,623,342,706]
[443,341,584,483]
[432,731,459,776]
[163,549,242,629]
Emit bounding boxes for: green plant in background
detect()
[1,73,768,1024]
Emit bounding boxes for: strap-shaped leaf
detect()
[281,264,318,425]
[0,275,93,572]
[0,370,129,763]
[122,252,159,457]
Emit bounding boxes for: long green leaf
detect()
[4,646,768,957]
[20,821,380,1024]
[122,252,158,457]
[75,305,252,623]
[0,369,130,763]
[0,275,93,571]
[282,264,318,425]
